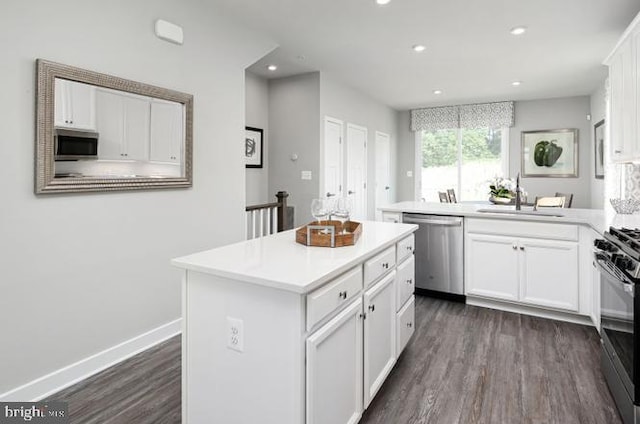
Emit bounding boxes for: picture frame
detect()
[594,119,605,179]
[521,128,578,177]
[245,126,263,168]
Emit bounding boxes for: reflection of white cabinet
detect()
[606,17,640,162]
[381,211,401,223]
[363,271,396,408]
[465,219,579,312]
[150,100,183,164]
[306,298,363,424]
[54,79,96,130]
[96,89,149,161]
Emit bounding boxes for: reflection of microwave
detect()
[54,129,99,160]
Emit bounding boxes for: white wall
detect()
[0,0,274,394]
[245,71,270,205]
[319,74,399,219]
[509,96,592,208]
[396,110,416,201]
[268,72,321,226]
[590,81,606,209]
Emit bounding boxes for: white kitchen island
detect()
[172,221,417,424]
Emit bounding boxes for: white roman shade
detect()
[410,101,514,132]
[410,106,459,132]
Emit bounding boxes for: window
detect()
[418,127,509,201]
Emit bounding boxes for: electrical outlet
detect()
[301,170,312,180]
[227,317,244,353]
[406,171,413,177]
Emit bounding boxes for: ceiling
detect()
[225,0,640,110]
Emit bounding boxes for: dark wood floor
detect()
[48,296,621,424]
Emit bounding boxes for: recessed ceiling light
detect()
[412,44,426,52]
[433,90,442,95]
[375,0,391,4]
[267,64,278,71]
[510,26,527,35]
[511,81,522,86]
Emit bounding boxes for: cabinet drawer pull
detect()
[407,279,412,285]
[368,304,375,312]
[382,262,389,269]
[407,322,412,328]
[338,291,347,300]
[519,246,525,251]
[407,246,412,251]
[359,313,366,320]
[512,244,517,250]
[614,149,622,154]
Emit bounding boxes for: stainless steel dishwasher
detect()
[402,213,464,301]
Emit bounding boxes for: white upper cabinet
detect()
[54,79,96,131]
[96,89,150,161]
[150,99,183,164]
[606,15,640,162]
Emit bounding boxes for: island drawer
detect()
[397,296,415,355]
[364,246,396,287]
[396,255,415,310]
[466,218,578,241]
[397,234,415,264]
[307,266,363,331]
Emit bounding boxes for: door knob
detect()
[368,304,375,312]
[326,192,336,197]
[385,186,390,190]
[348,190,355,195]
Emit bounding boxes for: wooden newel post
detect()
[276,191,289,232]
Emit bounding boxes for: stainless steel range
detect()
[595,227,640,424]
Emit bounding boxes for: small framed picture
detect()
[521,128,578,177]
[245,126,263,168]
[594,119,605,179]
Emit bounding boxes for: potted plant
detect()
[488,177,520,204]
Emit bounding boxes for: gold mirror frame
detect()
[35,59,193,194]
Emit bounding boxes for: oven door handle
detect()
[594,253,635,297]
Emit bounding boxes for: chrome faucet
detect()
[515,172,522,211]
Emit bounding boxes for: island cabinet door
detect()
[465,233,519,301]
[519,238,579,312]
[363,271,397,408]
[306,297,363,424]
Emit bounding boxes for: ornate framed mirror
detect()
[35,59,193,194]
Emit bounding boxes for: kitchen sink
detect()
[476,208,565,218]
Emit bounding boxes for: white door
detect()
[307,298,363,424]
[363,271,396,408]
[375,131,391,221]
[346,123,368,221]
[519,238,579,312]
[323,117,343,199]
[465,233,519,301]
[123,96,150,161]
[150,100,183,163]
[96,89,124,160]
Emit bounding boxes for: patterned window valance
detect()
[410,101,514,132]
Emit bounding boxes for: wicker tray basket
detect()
[295,220,362,248]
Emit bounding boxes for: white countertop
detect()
[172,221,418,294]
[380,201,640,234]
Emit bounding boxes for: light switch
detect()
[301,171,312,180]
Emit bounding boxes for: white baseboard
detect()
[466,296,594,327]
[0,318,182,402]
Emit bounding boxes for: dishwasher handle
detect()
[402,216,463,227]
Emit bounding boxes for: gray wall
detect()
[395,96,595,208]
[510,96,592,208]
[0,0,274,394]
[245,71,270,205]
[590,81,606,209]
[320,74,400,219]
[268,72,321,226]
[396,110,416,201]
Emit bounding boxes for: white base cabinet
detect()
[465,219,580,313]
[363,272,396,407]
[175,225,417,424]
[307,298,363,424]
